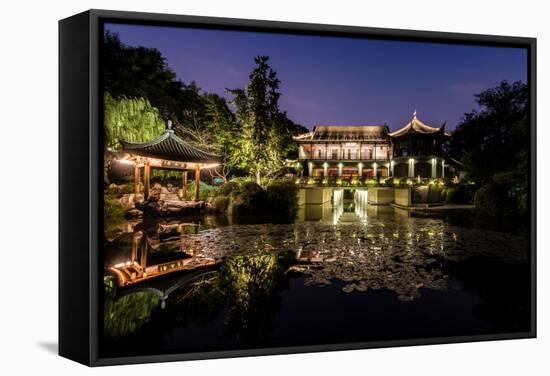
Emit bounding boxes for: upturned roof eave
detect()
[120,130,223,163]
[388,117,446,138]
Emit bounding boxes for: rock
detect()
[119,193,145,209]
[126,208,143,218]
[148,183,180,202]
[342,284,355,293]
[136,199,205,217]
[119,193,135,209]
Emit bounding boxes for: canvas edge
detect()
[59,9,93,366]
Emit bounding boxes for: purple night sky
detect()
[105,23,527,131]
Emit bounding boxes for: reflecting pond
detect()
[101,189,530,357]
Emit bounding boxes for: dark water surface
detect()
[101,198,530,358]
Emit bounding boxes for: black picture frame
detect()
[59,9,537,367]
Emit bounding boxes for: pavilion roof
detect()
[388,114,449,138]
[296,125,391,141]
[120,129,222,164]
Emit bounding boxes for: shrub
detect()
[236,181,264,197]
[474,182,515,217]
[366,179,378,186]
[184,181,219,201]
[214,179,300,222]
[210,195,230,212]
[104,194,126,235]
[218,181,240,196]
[266,180,299,219]
[444,185,475,204]
[105,182,134,197]
[229,176,255,186]
[227,182,268,217]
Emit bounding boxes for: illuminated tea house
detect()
[119,121,222,201]
[295,112,450,179]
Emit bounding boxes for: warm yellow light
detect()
[200,163,221,169]
[116,159,134,165]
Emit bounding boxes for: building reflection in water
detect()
[354,190,368,222]
[332,189,344,224]
[296,188,411,226]
[107,221,217,287]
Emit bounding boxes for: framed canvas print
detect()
[59,9,536,366]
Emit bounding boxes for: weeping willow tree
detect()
[104,92,166,150]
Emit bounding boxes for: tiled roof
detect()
[388,115,447,138]
[297,125,390,141]
[120,130,222,163]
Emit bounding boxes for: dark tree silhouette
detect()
[448,81,529,216]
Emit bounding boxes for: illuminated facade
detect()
[294,113,450,179]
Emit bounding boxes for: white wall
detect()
[0,1,547,375]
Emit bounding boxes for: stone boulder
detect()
[119,193,144,210]
[136,199,205,217]
[126,208,143,218]
[148,183,180,202]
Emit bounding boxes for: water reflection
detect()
[102,196,529,356]
[107,222,217,287]
[332,189,344,224]
[355,190,368,222]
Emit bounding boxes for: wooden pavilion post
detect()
[144,160,151,200]
[134,163,141,194]
[138,233,148,278]
[131,231,139,263]
[182,171,188,200]
[194,165,200,201]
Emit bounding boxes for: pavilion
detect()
[118,121,222,201]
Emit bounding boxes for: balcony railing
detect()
[299,153,391,161]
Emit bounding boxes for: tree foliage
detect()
[104,92,166,150]
[448,81,528,183]
[103,32,234,143]
[103,32,306,182]
[228,56,304,183]
[448,81,529,216]
[103,31,187,120]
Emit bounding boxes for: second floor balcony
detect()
[298,144,391,161]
